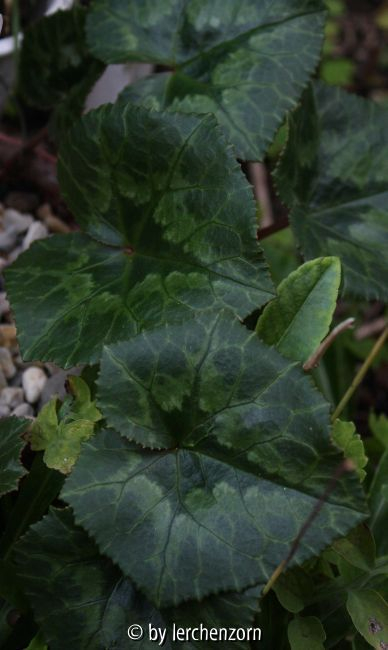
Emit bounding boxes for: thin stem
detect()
[331,325,388,423]
[303,318,355,371]
[262,459,354,595]
[258,216,289,241]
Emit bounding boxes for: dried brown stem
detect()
[303,318,355,372]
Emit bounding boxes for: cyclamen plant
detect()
[1,1,388,649]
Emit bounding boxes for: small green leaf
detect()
[256,257,341,363]
[87,0,326,160]
[288,616,326,650]
[273,567,313,613]
[332,420,368,482]
[331,524,376,572]
[276,82,388,301]
[0,417,29,497]
[369,413,388,449]
[18,7,104,134]
[30,378,102,474]
[347,590,388,649]
[5,106,274,367]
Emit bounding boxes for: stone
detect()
[0,325,17,349]
[12,402,34,417]
[3,208,34,234]
[22,367,47,403]
[0,347,16,378]
[0,292,9,318]
[22,221,49,250]
[0,386,24,408]
[7,246,23,264]
[0,229,18,253]
[0,404,10,417]
[37,203,70,233]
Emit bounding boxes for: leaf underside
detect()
[86,0,326,160]
[5,107,274,367]
[63,311,367,608]
[276,82,388,301]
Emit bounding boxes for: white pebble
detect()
[0,387,24,408]
[12,402,34,417]
[22,222,49,250]
[0,292,10,318]
[3,208,33,234]
[0,404,10,417]
[22,367,47,403]
[0,347,16,378]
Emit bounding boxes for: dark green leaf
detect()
[275,82,388,300]
[18,8,104,133]
[288,616,326,650]
[14,508,261,650]
[63,312,367,607]
[87,0,326,160]
[256,257,341,363]
[0,418,29,498]
[0,455,64,559]
[369,450,388,556]
[6,106,274,366]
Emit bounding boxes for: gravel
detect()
[0,193,78,423]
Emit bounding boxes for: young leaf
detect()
[18,7,104,134]
[331,524,376,572]
[332,420,368,482]
[288,616,326,650]
[29,378,102,474]
[86,0,326,161]
[0,417,29,497]
[14,508,260,650]
[256,257,341,363]
[63,311,367,608]
[273,567,313,614]
[5,107,274,367]
[276,82,388,301]
[347,590,388,650]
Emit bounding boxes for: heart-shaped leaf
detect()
[19,7,104,134]
[63,312,367,607]
[14,508,261,650]
[276,82,388,301]
[5,107,273,367]
[86,0,326,160]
